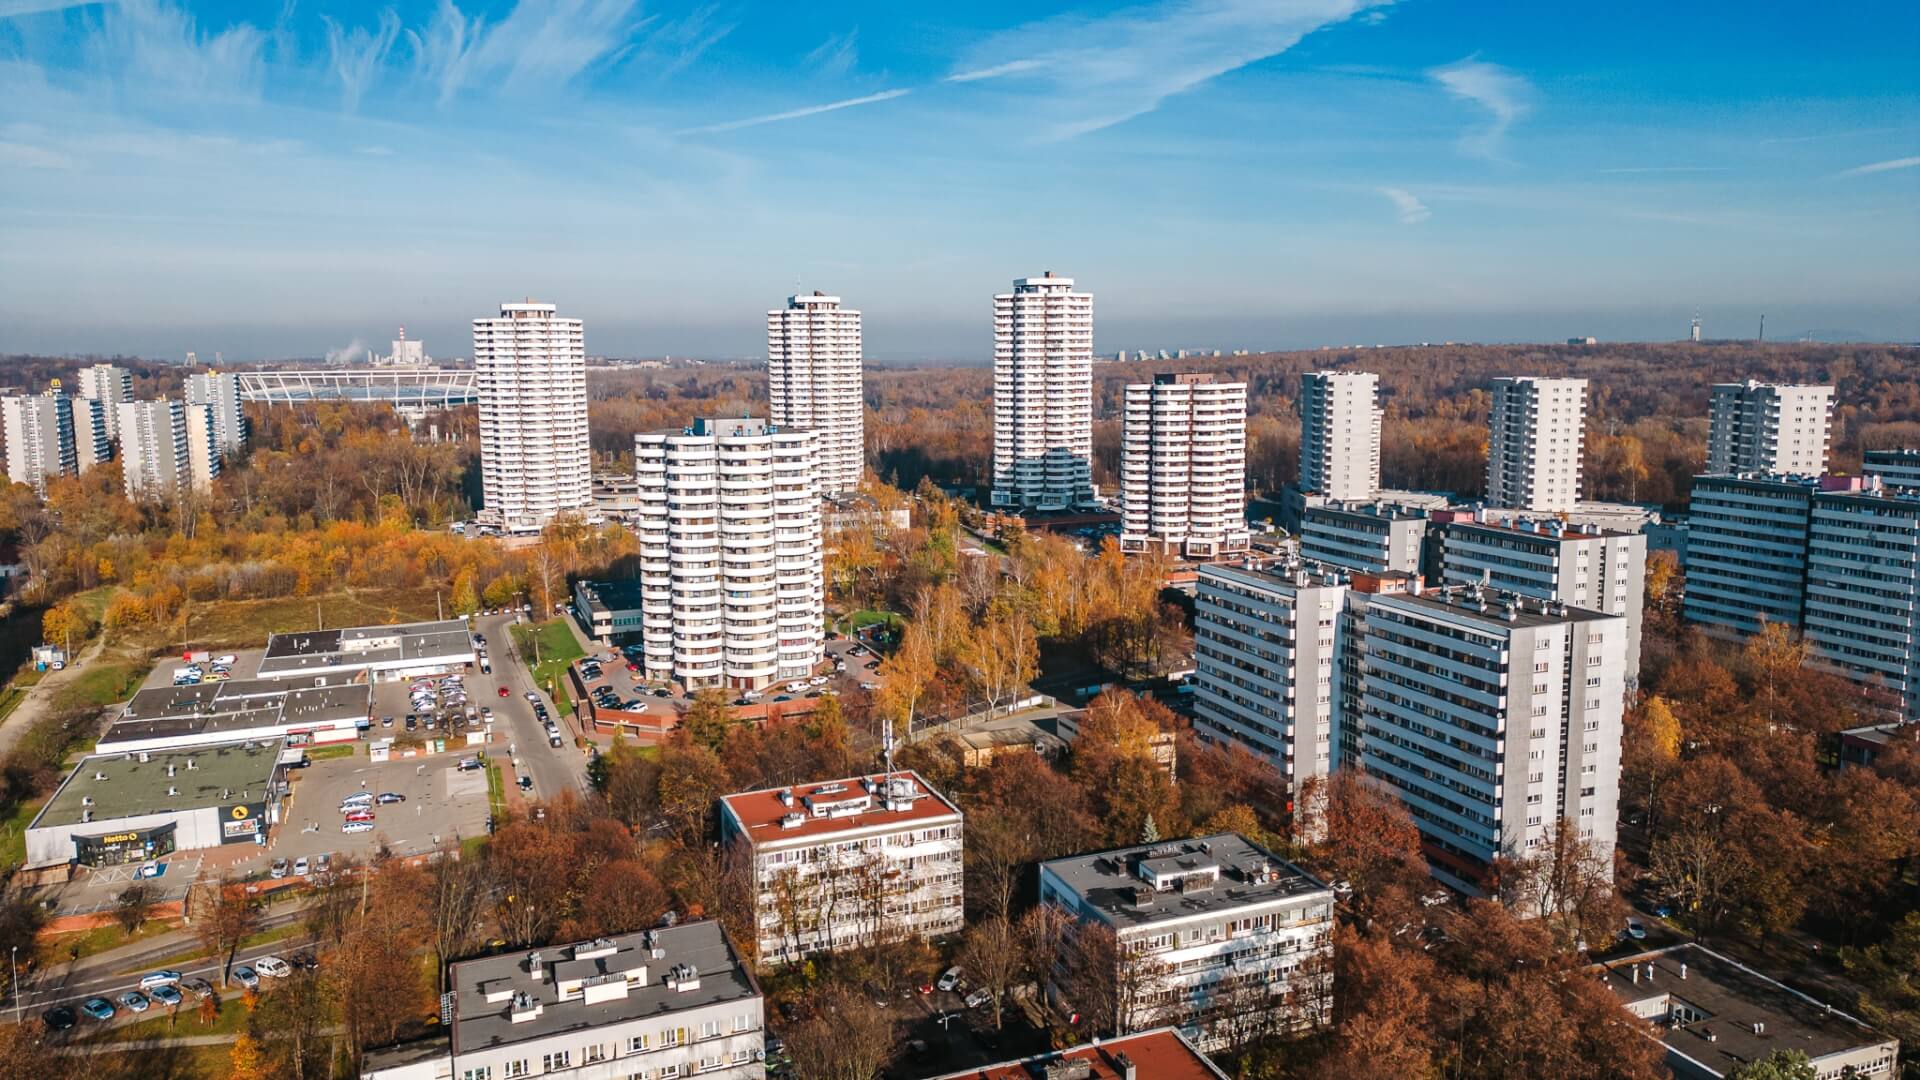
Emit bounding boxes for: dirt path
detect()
[0,633,109,757]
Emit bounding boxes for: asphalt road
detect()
[16,921,316,1029]
[475,612,590,804]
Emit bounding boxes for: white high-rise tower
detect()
[185,371,247,454]
[992,272,1095,510]
[2,391,77,494]
[1298,371,1382,501]
[766,292,864,495]
[76,364,133,440]
[117,400,189,499]
[1707,380,1834,476]
[1486,376,1587,513]
[1120,373,1249,558]
[474,301,591,533]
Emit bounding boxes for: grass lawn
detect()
[461,833,488,860]
[0,685,25,726]
[88,1041,230,1079]
[51,657,151,712]
[511,619,583,712]
[306,743,357,761]
[484,760,505,821]
[126,923,305,974]
[70,584,120,623]
[0,794,49,871]
[50,918,180,962]
[175,587,446,649]
[92,997,254,1042]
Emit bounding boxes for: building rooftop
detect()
[450,921,758,1056]
[1200,559,1351,592]
[32,741,280,829]
[1433,510,1619,541]
[1305,501,1429,523]
[575,579,648,614]
[1040,833,1330,931]
[720,771,961,845]
[256,619,472,677]
[926,1028,1226,1080]
[99,676,369,749]
[1598,945,1896,1076]
[1378,583,1618,629]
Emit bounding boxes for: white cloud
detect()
[680,88,911,135]
[0,139,77,168]
[324,10,403,113]
[1430,57,1532,160]
[407,0,647,104]
[0,0,103,17]
[944,0,1391,140]
[1838,155,1920,177]
[1377,186,1428,224]
[84,0,268,103]
[805,29,858,79]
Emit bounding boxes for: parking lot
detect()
[274,751,490,863]
[367,670,495,746]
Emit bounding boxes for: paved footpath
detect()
[0,635,109,757]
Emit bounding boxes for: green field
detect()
[0,685,25,726]
[51,657,151,712]
[485,760,506,820]
[176,587,447,649]
[511,619,584,713]
[50,918,179,963]
[0,793,48,868]
[129,922,305,974]
[306,743,357,761]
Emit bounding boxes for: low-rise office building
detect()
[1298,501,1427,575]
[718,771,963,966]
[1039,833,1334,1050]
[362,921,765,1080]
[25,741,283,868]
[96,676,371,755]
[255,619,476,683]
[927,1028,1227,1080]
[1598,944,1897,1080]
[572,580,645,645]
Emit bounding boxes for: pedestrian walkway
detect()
[0,635,109,757]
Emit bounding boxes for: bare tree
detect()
[784,983,895,1080]
[426,846,492,994]
[957,916,1023,1030]
[190,875,260,986]
[1498,818,1623,950]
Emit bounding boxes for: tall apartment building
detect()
[117,400,189,499]
[1485,376,1587,513]
[1707,380,1834,475]
[1038,833,1334,1050]
[2,392,76,494]
[1120,373,1249,558]
[75,363,133,440]
[73,395,112,473]
[1191,562,1347,800]
[185,371,248,453]
[631,418,823,691]
[992,272,1095,510]
[1865,448,1920,491]
[719,771,963,965]
[1433,512,1647,676]
[1298,502,1427,575]
[1682,474,1818,635]
[1804,484,1920,721]
[1298,371,1381,501]
[1343,582,1626,891]
[474,301,591,533]
[767,292,864,496]
[183,403,220,493]
[360,921,765,1080]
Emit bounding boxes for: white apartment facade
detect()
[475,301,591,533]
[1039,833,1334,1050]
[184,402,221,493]
[1804,483,1920,722]
[2,392,76,494]
[1681,473,1818,635]
[117,400,189,499]
[76,364,133,440]
[992,272,1096,510]
[1434,512,1647,676]
[1120,373,1249,559]
[719,772,964,966]
[1191,562,1347,799]
[1865,449,1920,491]
[1298,502,1428,575]
[1486,376,1587,513]
[1707,381,1834,476]
[73,395,112,473]
[185,371,248,454]
[1298,371,1381,501]
[766,292,864,496]
[360,922,765,1080]
[1344,582,1625,891]
[631,418,823,691]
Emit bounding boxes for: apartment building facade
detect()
[1486,376,1587,513]
[718,772,964,966]
[1191,562,1347,800]
[2,391,76,494]
[117,400,189,499]
[1804,484,1920,722]
[474,301,591,532]
[1433,512,1647,676]
[992,272,1096,510]
[1119,373,1249,559]
[631,418,823,691]
[361,922,765,1080]
[1865,448,1920,491]
[1298,371,1381,501]
[1681,474,1818,635]
[766,292,864,496]
[1343,583,1626,891]
[1038,833,1334,1050]
[73,395,112,473]
[1298,502,1428,575]
[75,363,133,440]
[1707,380,1834,475]
[185,370,249,453]
[183,402,220,493]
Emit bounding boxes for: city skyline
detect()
[1,0,1915,362]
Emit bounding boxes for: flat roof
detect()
[257,619,472,676]
[32,741,280,829]
[575,579,647,614]
[451,921,757,1055]
[926,1028,1226,1080]
[720,770,961,845]
[1200,560,1351,593]
[100,676,369,749]
[1040,833,1330,931]
[1305,501,1429,522]
[1376,584,1617,629]
[1599,945,1895,1074]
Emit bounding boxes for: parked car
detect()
[149,984,183,1007]
[964,988,994,1010]
[289,952,317,971]
[269,858,289,879]
[254,956,291,978]
[404,716,419,731]
[181,978,215,1000]
[42,1005,76,1030]
[315,853,332,873]
[344,811,375,824]
[376,792,407,804]
[292,857,309,876]
[457,757,482,772]
[1625,920,1647,940]
[342,820,373,834]
[133,861,162,879]
[81,998,116,1021]
[138,970,183,990]
[118,991,151,1013]
[231,966,260,989]
[380,716,394,727]
[518,775,533,791]
[937,967,963,993]
[340,792,373,810]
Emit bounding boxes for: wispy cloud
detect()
[805,29,858,79]
[407,0,646,104]
[84,0,269,103]
[944,0,1389,140]
[1377,186,1429,224]
[0,0,103,16]
[1599,165,1728,174]
[631,4,736,81]
[0,139,77,168]
[680,88,911,135]
[324,10,402,113]
[1429,57,1531,160]
[1838,155,1920,177]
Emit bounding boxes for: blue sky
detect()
[1,0,1915,361]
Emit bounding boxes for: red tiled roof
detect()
[927,1030,1226,1080]
[719,770,959,845]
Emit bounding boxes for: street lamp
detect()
[10,944,19,1022]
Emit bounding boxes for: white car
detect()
[786,682,807,693]
[212,654,237,666]
[964,988,994,1010]
[138,970,183,990]
[808,676,828,686]
[342,820,374,834]
[936,967,962,993]
[253,956,291,978]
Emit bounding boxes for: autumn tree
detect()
[961,607,1039,715]
[225,1033,268,1080]
[875,624,936,737]
[783,983,895,1080]
[1497,818,1623,951]
[1726,1050,1816,1080]
[680,689,736,753]
[191,875,260,985]
[956,915,1023,1031]
[113,883,157,935]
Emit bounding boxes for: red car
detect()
[497,686,510,697]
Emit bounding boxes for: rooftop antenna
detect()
[882,706,897,776]
[1757,314,1765,343]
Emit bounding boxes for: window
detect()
[700,1020,720,1039]
[628,1035,650,1054]
[462,1069,493,1080]
[543,1051,572,1071]
[734,1014,751,1032]
[659,1067,681,1079]
[584,1044,608,1064]
[503,1063,530,1079]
